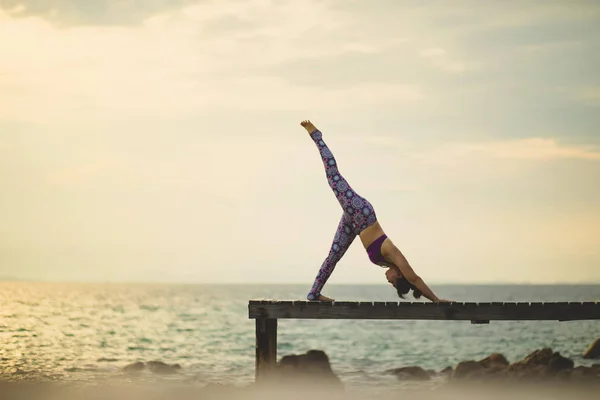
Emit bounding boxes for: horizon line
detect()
[1,279,600,286]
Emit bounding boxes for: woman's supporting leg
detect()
[307,213,356,300]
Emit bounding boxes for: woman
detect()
[301,120,449,303]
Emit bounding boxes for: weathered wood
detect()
[255,318,277,382]
[248,301,600,321]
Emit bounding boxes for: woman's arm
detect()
[409,276,440,303]
[383,243,442,303]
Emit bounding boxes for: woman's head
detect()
[395,277,422,299]
[385,267,422,299]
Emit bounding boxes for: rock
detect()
[451,353,510,380]
[387,366,433,381]
[279,354,301,368]
[122,361,181,374]
[449,348,598,385]
[583,338,600,359]
[510,364,550,381]
[123,362,145,372]
[452,361,485,379]
[507,348,574,380]
[480,353,509,370]
[439,366,453,377]
[521,348,554,366]
[547,353,574,372]
[274,350,342,388]
[146,361,181,375]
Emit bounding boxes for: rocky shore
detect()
[1,340,599,399]
[387,348,600,384]
[266,338,600,388]
[113,346,599,387]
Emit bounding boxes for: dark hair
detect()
[395,277,422,299]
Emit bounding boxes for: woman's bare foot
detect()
[300,120,318,135]
[317,294,334,302]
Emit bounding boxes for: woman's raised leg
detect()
[301,120,377,234]
[302,122,362,213]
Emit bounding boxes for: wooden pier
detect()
[248,300,600,381]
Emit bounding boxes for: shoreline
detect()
[2,346,598,387]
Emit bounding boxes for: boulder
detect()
[452,360,485,379]
[123,362,145,372]
[507,348,573,380]
[583,338,600,359]
[451,353,510,380]
[512,364,550,380]
[122,361,181,375]
[386,366,433,381]
[449,348,597,384]
[547,353,574,372]
[480,353,509,370]
[147,361,181,375]
[274,350,342,388]
[520,348,554,366]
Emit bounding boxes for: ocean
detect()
[1,282,599,392]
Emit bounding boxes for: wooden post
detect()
[255,318,277,382]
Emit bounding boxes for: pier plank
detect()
[248,300,600,321]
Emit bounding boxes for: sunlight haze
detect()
[1,0,599,285]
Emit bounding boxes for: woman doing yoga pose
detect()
[301,120,449,303]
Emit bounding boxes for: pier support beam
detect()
[255,318,277,382]
[249,300,600,382]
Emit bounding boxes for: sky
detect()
[1,0,599,286]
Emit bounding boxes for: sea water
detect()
[1,282,599,392]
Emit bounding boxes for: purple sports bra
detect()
[366,234,388,266]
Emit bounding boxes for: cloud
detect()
[3,0,598,131]
[578,86,600,105]
[47,159,123,186]
[418,47,466,73]
[419,48,447,57]
[466,138,600,160]
[0,1,428,124]
[415,138,600,164]
[1,0,195,26]
[482,1,600,28]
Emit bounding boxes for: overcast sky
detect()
[1,0,599,285]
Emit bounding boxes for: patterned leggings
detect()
[307,130,378,300]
